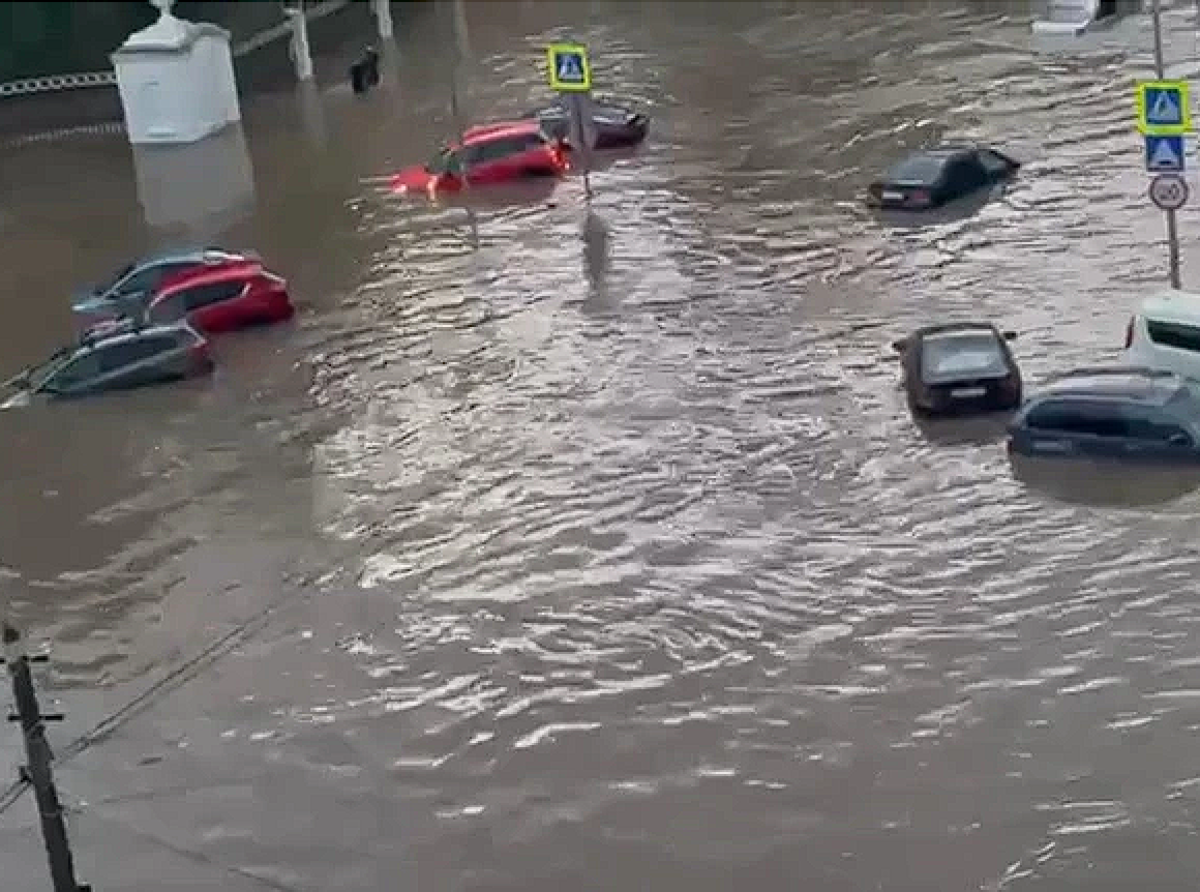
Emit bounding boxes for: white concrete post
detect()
[113,0,239,144]
[286,7,314,81]
[372,0,394,39]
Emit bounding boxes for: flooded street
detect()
[8,1,1200,888]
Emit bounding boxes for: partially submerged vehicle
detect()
[71,247,259,326]
[2,321,212,407]
[869,145,1020,210]
[390,120,568,196]
[80,259,293,337]
[1123,289,1200,382]
[522,97,649,149]
[1008,367,1200,464]
[893,322,1022,416]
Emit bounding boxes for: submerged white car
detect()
[1124,290,1200,382]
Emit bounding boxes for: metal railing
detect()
[0,0,352,100]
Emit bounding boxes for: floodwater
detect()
[6,1,1200,889]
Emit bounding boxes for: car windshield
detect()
[886,154,948,185]
[920,331,1008,383]
[424,147,459,175]
[94,263,135,295]
[22,347,77,391]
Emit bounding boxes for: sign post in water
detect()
[1136,0,1189,288]
[546,42,597,198]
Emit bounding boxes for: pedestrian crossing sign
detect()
[547,43,591,92]
[1137,80,1191,136]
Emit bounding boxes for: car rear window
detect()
[1024,401,1128,437]
[1146,319,1200,353]
[886,155,947,184]
[919,331,1007,384]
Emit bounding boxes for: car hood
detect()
[71,289,108,312]
[0,390,31,410]
[390,166,437,194]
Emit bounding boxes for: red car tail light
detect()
[1124,316,1135,349]
[908,189,932,207]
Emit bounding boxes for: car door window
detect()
[97,337,174,373]
[474,137,523,166]
[180,281,245,312]
[1025,401,1129,437]
[1122,406,1193,444]
[147,293,188,323]
[1146,319,1200,353]
[518,133,547,152]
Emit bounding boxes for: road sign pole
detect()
[3,625,90,892]
[1152,0,1183,288]
[546,42,596,201]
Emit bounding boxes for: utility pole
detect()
[1151,0,1183,288]
[3,624,90,892]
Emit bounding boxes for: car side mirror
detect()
[1169,432,1191,447]
[1003,330,1018,341]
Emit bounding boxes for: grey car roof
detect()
[129,247,242,270]
[913,321,1001,339]
[79,322,199,350]
[1038,368,1191,406]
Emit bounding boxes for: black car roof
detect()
[911,321,1000,339]
[1038,367,1191,406]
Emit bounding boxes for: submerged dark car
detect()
[869,145,1020,210]
[523,98,649,149]
[1008,367,1200,464]
[1,322,212,407]
[893,322,1022,416]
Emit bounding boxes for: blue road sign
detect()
[1145,134,1186,172]
[1138,81,1191,135]
[546,43,591,92]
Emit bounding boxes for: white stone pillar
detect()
[372,0,394,39]
[111,0,240,145]
[286,7,314,81]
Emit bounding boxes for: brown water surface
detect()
[5,2,1200,890]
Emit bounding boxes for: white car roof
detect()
[1138,289,1200,325]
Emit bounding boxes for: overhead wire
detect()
[0,581,311,817]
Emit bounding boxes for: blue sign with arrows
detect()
[1145,134,1186,172]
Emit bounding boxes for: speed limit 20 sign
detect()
[1149,173,1189,211]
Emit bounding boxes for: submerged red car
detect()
[85,259,294,337]
[390,120,568,196]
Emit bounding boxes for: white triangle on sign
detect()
[557,54,583,81]
[1151,138,1182,169]
[1151,90,1181,124]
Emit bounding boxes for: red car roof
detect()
[460,119,546,145]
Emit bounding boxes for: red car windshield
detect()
[424,147,461,175]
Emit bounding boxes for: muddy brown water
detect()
[5,2,1200,890]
